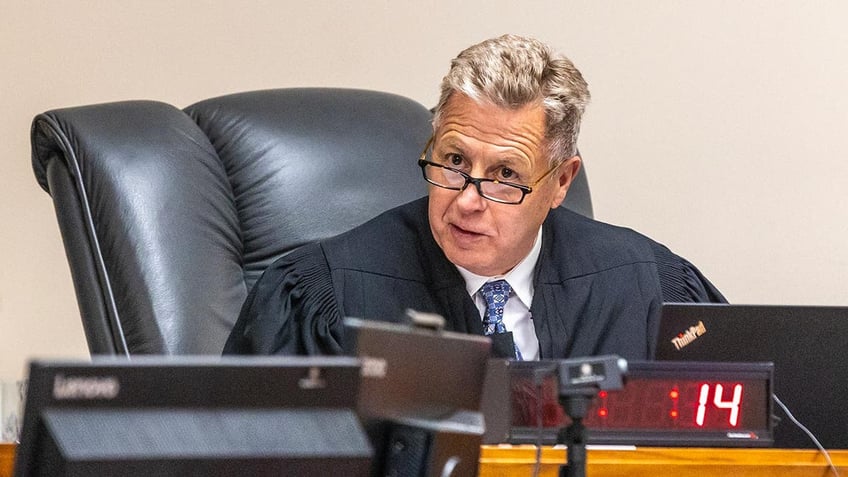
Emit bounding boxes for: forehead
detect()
[435,95,547,156]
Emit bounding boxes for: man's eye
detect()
[498,167,516,180]
[447,154,463,167]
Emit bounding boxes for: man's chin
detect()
[446,252,501,277]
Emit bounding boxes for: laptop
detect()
[655,303,848,449]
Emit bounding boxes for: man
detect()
[224,34,725,360]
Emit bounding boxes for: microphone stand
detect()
[553,355,627,477]
[557,389,596,477]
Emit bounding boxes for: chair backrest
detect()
[31,88,593,356]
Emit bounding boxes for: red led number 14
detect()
[695,384,742,427]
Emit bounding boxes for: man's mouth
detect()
[450,223,485,238]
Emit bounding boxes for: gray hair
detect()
[433,34,590,164]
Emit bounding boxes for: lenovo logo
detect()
[52,374,120,400]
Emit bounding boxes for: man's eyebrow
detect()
[490,153,533,171]
[435,139,467,155]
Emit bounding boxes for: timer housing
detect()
[506,360,774,447]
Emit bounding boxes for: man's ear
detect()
[550,155,581,209]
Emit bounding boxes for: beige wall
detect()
[2,1,846,380]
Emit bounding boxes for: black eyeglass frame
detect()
[417,135,562,205]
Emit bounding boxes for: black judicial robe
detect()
[223,197,725,359]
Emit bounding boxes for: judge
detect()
[224,34,725,360]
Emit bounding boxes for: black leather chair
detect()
[31,88,595,356]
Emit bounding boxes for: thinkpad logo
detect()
[671,320,707,350]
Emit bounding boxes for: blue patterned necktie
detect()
[480,280,522,360]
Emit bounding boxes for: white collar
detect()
[455,227,542,307]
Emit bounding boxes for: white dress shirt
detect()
[455,228,542,360]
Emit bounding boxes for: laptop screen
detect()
[655,303,848,449]
[342,317,491,422]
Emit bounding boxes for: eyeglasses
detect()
[417,136,561,205]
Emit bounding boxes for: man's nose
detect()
[454,180,487,210]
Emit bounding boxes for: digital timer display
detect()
[584,377,768,430]
[507,361,774,447]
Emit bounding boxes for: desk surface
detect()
[480,445,847,477]
[2,443,846,477]
[1,444,13,477]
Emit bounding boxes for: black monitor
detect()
[342,317,492,477]
[14,356,373,476]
